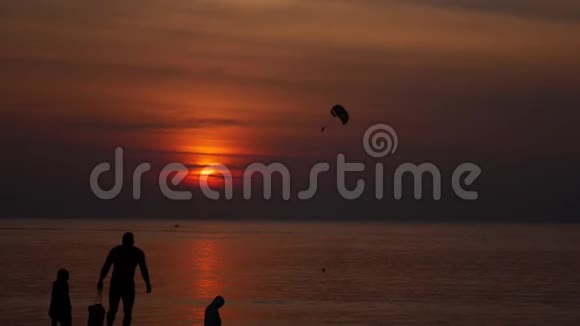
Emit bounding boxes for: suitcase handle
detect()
[94,291,102,305]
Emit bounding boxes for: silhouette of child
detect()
[204,296,225,326]
[49,269,71,326]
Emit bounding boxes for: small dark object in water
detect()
[174,224,180,228]
[322,268,326,272]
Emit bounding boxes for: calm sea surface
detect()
[0,220,579,325]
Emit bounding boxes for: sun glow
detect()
[200,167,217,176]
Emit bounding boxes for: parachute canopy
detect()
[330,104,349,125]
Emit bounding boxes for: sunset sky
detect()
[1,0,579,220]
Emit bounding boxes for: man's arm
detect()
[97,249,114,291]
[138,251,152,293]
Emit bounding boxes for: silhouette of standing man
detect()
[98,232,151,326]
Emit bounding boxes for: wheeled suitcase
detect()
[88,293,106,326]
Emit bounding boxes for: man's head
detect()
[122,232,134,246]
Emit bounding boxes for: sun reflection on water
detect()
[190,237,222,323]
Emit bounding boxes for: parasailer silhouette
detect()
[321,104,349,132]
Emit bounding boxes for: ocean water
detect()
[0,220,579,325]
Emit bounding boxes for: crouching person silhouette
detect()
[50,268,72,326]
[204,296,225,326]
[97,232,151,326]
